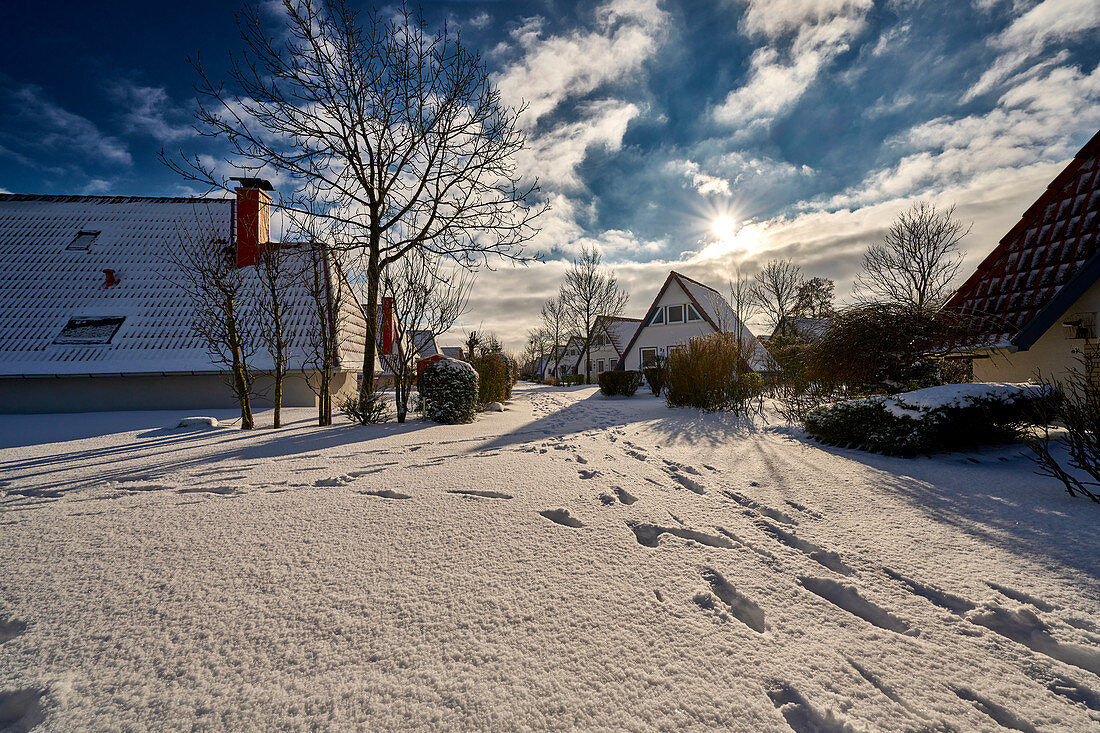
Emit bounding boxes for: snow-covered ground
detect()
[1,383,1098,731]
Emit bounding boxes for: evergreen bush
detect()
[421,358,479,424]
[598,370,643,397]
[472,352,510,406]
[805,383,1048,456]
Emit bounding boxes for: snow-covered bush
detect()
[805,383,1048,456]
[471,352,509,406]
[420,358,479,424]
[598,370,643,397]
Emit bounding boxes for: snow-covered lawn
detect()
[1,383,1098,731]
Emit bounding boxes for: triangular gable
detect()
[571,315,642,371]
[615,272,684,368]
[945,129,1100,350]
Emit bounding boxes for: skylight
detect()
[67,230,100,251]
[53,316,125,345]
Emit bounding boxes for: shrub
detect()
[1023,359,1099,503]
[340,390,390,424]
[665,333,764,413]
[420,358,479,424]
[598,370,643,397]
[472,352,510,406]
[560,373,586,386]
[805,383,1049,456]
[643,356,670,397]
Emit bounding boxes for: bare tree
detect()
[794,277,834,318]
[727,268,762,381]
[753,259,801,334]
[382,251,473,422]
[299,231,349,427]
[170,215,257,429]
[163,0,546,414]
[256,242,303,428]
[558,247,629,383]
[854,201,970,311]
[464,331,481,362]
[539,295,569,382]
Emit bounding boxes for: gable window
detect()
[651,308,665,325]
[54,316,125,345]
[667,304,684,323]
[686,304,702,321]
[640,347,658,367]
[67,230,100,251]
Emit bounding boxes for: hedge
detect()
[420,358,479,424]
[598,370,643,397]
[804,382,1049,456]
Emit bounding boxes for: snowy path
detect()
[1,384,1098,731]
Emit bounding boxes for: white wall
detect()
[621,282,716,371]
[973,278,1100,383]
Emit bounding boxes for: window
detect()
[669,344,684,355]
[686,304,702,321]
[67,230,100,251]
[610,359,618,371]
[53,316,125,345]
[651,308,665,325]
[667,304,684,323]
[598,360,605,372]
[640,347,658,367]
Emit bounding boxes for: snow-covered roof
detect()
[619,271,774,372]
[440,346,464,360]
[411,330,439,358]
[604,316,641,355]
[0,194,366,376]
[946,129,1100,349]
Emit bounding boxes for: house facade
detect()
[946,129,1100,383]
[572,315,641,376]
[617,271,772,372]
[0,181,367,413]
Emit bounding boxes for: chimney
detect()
[381,297,395,356]
[231,177,273,267]
[103,269,118,287]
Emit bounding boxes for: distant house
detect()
[440,346,465,360]
[538,344,568,381]
[617,270,772,372]
[572,315,641,376]
[560,336,584,377]
[945,129,1100,383]
[412,330,439,358]
[0,181,367,413]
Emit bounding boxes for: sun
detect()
[711,214,738,242]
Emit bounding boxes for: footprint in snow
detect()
[755,520,853,575]
[986,582,1055,612]
[539,509,583,528]
[699,568,765,633]
[0,617,27,645]
[360,489,412,500]
[613,487,638,505]
[578,469,599,480]
[0,688,46,731]
[766,682,859,733]
[627,521,734,549]
[673,474,706,495]
[446,489,513,499]
[178,486,238,496]
[799,576,916,636]
[951,686,1038,733]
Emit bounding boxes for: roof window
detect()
[67,230,100,250]
[54,316,126,345]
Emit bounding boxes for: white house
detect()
[572,315,641,377]
[0,181,368,413]
[947,128,1100,383]
[616,270,772,372]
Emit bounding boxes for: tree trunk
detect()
[273,369,282,428]
[360,242,381,408]
[226,295,254,430]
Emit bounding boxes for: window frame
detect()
[667,304,685,324]
[686,303,702,322]
[639,347,658,367]
[53,316,126,345]
[651,307,665,325]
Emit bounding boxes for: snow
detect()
[857,382,1043,419]
[176,416,219,428]
[485,402,505,412]
[1,384,1098,730]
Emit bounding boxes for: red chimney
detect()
[103,269,118,287]
[381,297,395,356]
[231,177,273,268]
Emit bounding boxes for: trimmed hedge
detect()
[421,358,479,424]
[804,383,1049,456]
[472,352,510,406]
[560,374,586,386]
[598,370,643,397]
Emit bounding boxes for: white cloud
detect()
[111,82,192,142]
[667,159,732,196]
[493,0,669,125]
[964,0,1100,100]
[518,101,641,190]
[713,0,872,127]
[12,86,131,167]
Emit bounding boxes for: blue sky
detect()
[2,0,1099,346]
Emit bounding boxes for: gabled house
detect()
[560,335,584,377]
[572,315,641,376]
[538,344,567,381]
[0,181,367,413]
[616,270,772,372]
[945,129,1100,382]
